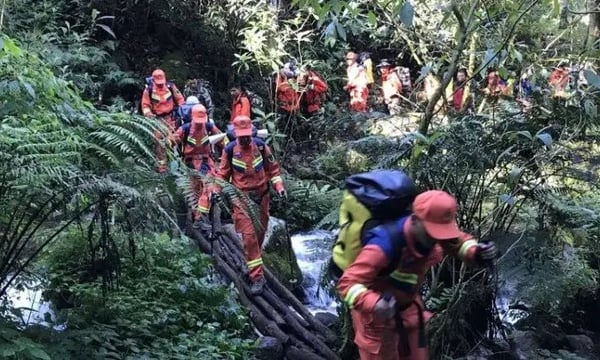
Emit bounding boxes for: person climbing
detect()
[230,86,252,124]
[376,59,403,115]
[336,180,498,360]
[449,68,474,114]
[170,104,224,220]
[141,69,185,173]
[514,69,533,112]
[344,51,369,112]
[298,65,328,117]
[212,115,286,295]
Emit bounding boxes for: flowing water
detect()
[4,280,64,331]
[290,230,339,315]
[290,229,522,325]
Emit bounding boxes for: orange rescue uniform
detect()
[337,218,478,360]
[345,63,369,112]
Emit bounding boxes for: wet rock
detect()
[254,336,284,360]
[261,217,303,291]
[302,274,317,289]
[314,312,338,329]
[566,334,594,354]
[510,330,539,355]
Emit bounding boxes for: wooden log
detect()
[286,345,330,360]
[261,287,310,328]
[189,228,290,344]
[222,227,337,345]
[281,312,341,360]
[264,268,337,344]
[188,227,339,358]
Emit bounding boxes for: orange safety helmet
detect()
[152,69,167,85]
[232,115,253,137]
[191,104,207,123]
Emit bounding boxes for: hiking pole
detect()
[208,193,220,256]
[281,197,298,285]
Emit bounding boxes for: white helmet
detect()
[185,96,200,105]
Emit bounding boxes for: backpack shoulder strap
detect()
[380,217,409,276]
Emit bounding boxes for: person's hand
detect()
[278,189,287,199]
[373,295,396,320]
[477,242,498,262]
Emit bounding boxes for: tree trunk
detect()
[588,0,600,48]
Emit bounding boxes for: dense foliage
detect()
[1,0,600,358]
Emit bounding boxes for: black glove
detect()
[278,189,287,199]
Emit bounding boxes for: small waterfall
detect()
[290,230,339,315]
[5,281,64,331]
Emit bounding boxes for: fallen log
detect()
[286,345,330,360]
[187,221,340,359]
[190,228,290,344]
[264,268,337,344]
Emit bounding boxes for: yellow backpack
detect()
[330,170,416,276]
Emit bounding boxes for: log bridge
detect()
[185,205,341,360]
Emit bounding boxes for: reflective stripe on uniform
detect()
[271,176,282,185]
[158,160,167,165]
[389,270,418,285]
[200,135,209,145]
[247,258,263,269]
[344,284,368,309]
[187,137,197,145]
[252,156,263,172]
[151,91,173,102]
[231,158,246,171]
[458,239,478,259]
[197,205,209,214]
[142,108,153,115]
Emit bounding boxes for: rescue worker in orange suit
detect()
[377,60,403,115]
[482,69,508,97]
[337,190,498,360]
[141,69,185,173]
[548,65,570,99]
[276,64,301,116]
[344,51,369,112]
[298,66,328,117]
[450,68,474,114]
[213,115,286,295]
[169,104,224,220]
[230,86,252,124]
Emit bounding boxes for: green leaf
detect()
[535,133,552,147]
[23,82,36,99]
[583,69,600,89]
[26,348,52,360]
[509,166,522,185]
[399,2,414,27]
[513,49,522,63]
[515,130,532,141]
[96,24,117,39]
[368,11,377,26]
[335,21,347,41]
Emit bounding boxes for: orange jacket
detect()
[301,71,328,114]
[216,138,284,193]
[549,68,569,97]
[172,122,223,159]
[141,83,184,117]
[337,217,478,312]
[381,69,402,102]
[230,94,251,123]
[276,73,300,113]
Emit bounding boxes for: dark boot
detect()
[249,277,266,295]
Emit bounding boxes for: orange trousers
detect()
[233,189,269,282]
[352,300,432,360]
[350,87,368,112]
[185,156,214,221]
[153,116,176,172]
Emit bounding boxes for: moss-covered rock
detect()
[262,217,303,291]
